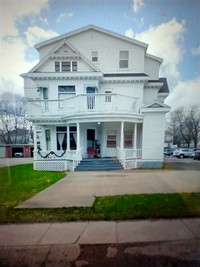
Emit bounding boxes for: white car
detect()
[14,152,23,157]
[173,148,194,159]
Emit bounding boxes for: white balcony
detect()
[27,94,139,118]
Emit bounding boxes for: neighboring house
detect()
[21,25,170,171]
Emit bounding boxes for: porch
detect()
[27,93,139,118]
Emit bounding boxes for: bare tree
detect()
[166,105,200,148]
[0,92,30,144]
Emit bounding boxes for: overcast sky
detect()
[0,0,199,110]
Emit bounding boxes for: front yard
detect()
[0,164,200,223]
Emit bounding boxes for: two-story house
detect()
[21,25,170,171]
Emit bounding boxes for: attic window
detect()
[119,51,129,68]
[92,51,98,62]
[55,61,77,72]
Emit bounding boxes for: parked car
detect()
[164,148,177,156]
[194,150,200,160]
[14,152,23,157]
[173,148,194,159]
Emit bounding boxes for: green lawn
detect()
[0,164,200,223]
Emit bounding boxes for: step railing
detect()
[72,147,83,171]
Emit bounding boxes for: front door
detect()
[87,129,95,148]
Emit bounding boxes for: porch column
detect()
[67,125,70,151]
[77,122,80,150]
[120,121,124,149]
[134,123,137,149]
[33,125,37,160]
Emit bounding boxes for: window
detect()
[45,129,51,150]
[55,61,78,72]
[92,51,98,62]
[105,90,112,103]
[124,132,133,148]
[119,51,129,68]
[56,126,77,150]
[58,85,76,108]
[62,61,70,71]
[55,61,60,72]
[107,134,116,148]
[56,127,67,150]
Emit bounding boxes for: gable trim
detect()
[35,25,148,51]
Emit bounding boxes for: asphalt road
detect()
[164,156,200,171]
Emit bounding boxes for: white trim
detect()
[35,25,148,50]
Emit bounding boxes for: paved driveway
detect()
[16,169,200,208]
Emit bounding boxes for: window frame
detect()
[92,50,98,62]
[107,133,117,148]
[119,50,129,69]
[55,61,78,72]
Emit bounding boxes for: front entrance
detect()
[87,129,95,148]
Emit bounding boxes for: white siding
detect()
[142,112,166,159]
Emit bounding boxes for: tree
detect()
[0,92,31,144]
[166,105,200,148]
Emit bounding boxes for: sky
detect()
[0,0,200,110]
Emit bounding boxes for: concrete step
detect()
[75,158,123,171]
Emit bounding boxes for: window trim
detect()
[55,61,78,72]
[92,50,98,62]
[119,50,129,69]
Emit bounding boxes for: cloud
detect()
[0,0,50,96]
[132,0,144,13]
[56,12,73,23]
[0,0,49,38]
[25,26,58,47]
[165,76,200,110]
[125,19,200,109]
[0,37,38,96]
[125,28,134,38]
[125,19,185,89]
[191,46,200,55]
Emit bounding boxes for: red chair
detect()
[87,147,94,158]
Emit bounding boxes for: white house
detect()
[21,25,170,171]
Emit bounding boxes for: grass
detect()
[0,164,200,223]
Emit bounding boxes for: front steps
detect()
[75,157,123,171]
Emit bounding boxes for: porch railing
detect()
[27,94,139,117]
[117,147,142,169]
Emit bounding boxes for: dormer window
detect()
[55,61,77,72]
[92,51,98,62]
[119,51,129,68]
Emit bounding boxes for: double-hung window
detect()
[55,61,77,72]
[119,51,129,68]
[92,51,98,62]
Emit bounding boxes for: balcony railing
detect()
[27,94,139,117]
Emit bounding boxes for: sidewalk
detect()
[0,219,200,266]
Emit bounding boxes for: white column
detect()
[67,125,70,151]
[77,122,80,150]
[120,121,124,149]
[33,124,37,160]
[134,123,137,149]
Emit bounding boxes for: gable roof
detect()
[34,24,148,51]
[29,39,100,73]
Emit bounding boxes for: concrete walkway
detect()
[0,219,200,266]
[17,169,200,208]
[1,219,199,246]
